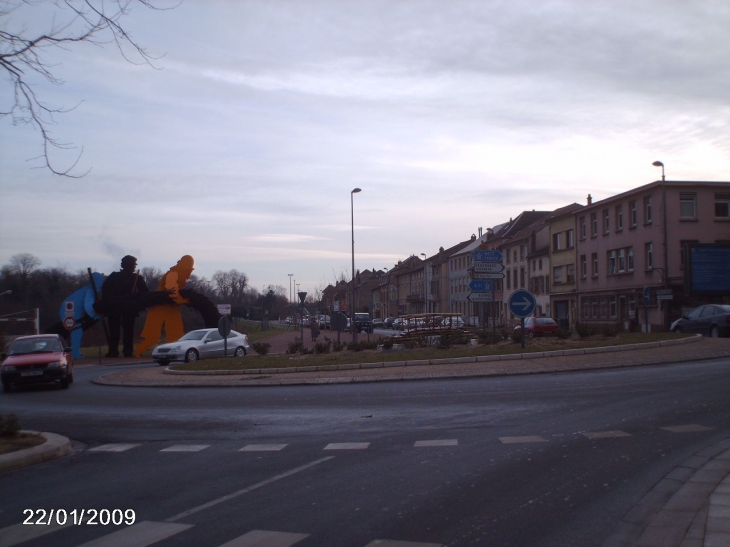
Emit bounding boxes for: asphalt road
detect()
[2,357,730,547]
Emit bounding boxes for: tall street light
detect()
[420,253,427,314]
[351,187,361,342]
[288,273,293,304]
[653,160,670,331]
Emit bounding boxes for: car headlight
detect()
[170,346,182,352]
[47,361,63,368]
[2,365,16,372]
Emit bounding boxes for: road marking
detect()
[217,529,309,546]
[165,456,335,522]
[324,442,370,450]
[75,521,192,547]
[662,424,714,433]
[414,439,458,447]
[582,431,633,439]
[239,444,288,452]
[364,540,443,547]
[89,443,140,452]
[0,522,70,547]
[160,444,210,452]
[499,436,548,444]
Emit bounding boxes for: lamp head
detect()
[351,188,361,194]
[652,161,664,167]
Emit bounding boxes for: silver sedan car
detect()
[152,328,250,366]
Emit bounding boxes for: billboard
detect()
[685,244,730,295]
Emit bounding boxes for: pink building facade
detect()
[575,180,730,331]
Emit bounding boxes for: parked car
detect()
[392,318,405,330]
[514,317,559,337]
[1,334,74,392]
[354,312,373,333]
[383,317,396,329]
[318,315,331,329]
[372,318,384,329]
[152,328,251,365]
[670,304,730,337]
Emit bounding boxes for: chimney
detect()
[478,227,483,237]
[587,194,593,205]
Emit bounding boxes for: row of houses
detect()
[321,179,730,332]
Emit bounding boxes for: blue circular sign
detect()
[508,289,537,318]
[643,286,651,307]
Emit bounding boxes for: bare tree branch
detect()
[0,0,176,177]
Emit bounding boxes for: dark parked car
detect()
[1,334,74,392]
[354,313,373,333]
[383,317,396,329]
[371,318,384,329]
[514,317,559,337]
[671,304,730,338]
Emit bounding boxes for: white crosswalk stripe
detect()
[217,529,309,546]
[662,424,714,433]
[0,521,70,547]
[89,443,141,452]
[364,540,443,547]
[499,435,548,444]
[324,442,370,450]
[582,431,632,439]
[414,439,458,447]
[160,444,210,452]
[74,521,192,547]
[239,444,288,452]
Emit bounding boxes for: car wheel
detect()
[234,346,246,357]
[2,380,12,393]
[60,376,70,389]
[710,326,720,338]
[184,348,199,363]
[156,360,170,367]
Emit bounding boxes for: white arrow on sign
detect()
[473,262,505,273]
[512,297,533,311]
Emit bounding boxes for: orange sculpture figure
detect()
[134,255,195,358]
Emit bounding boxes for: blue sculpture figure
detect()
[59,272,104,358]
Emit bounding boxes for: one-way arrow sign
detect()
[508,289,536,318]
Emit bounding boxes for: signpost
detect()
[468,279,493,292]
[218,315,232,357]
[642,286,651,333]
[473,250,504,262]
[508,289,537,349]
[467,292,493,303]
[473,262,505,273]
[471,249,504,332]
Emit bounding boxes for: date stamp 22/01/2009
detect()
[23,509,136,526]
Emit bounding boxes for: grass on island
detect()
[171,331,693,372]
[0,432,46,455]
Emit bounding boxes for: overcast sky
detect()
[1,0,729,297]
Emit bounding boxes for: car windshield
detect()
[178,330,208,341]
[10,337,63,355]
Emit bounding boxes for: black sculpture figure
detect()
[101,256,149,357]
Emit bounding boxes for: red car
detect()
[1,334,74,392]
[514,317,559,337]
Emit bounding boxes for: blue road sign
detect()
[473,249,504,262]
[468,279,494,292]
[508,289,537,318]
[643,286,651,307]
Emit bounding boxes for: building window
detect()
[680,193,697,219]
[591,213,598,237]
[603,209,610,234]
[580,216,586,240]
[645,242,653,269]
[553,265,563,284]
[566,264,575,283]
[581,255,587,278]
[715,193,730,218]
[629,200,637,227]
[609,296,617,318]
[506,249,511,264]
[608,250,616,275]
[616,205,623,231]
[618,248,626,272]
[513,250,517,262]
[520,267,525,288]
[553,232,562,251]
[644,196,652,224]
[520,245,526,259]
[628,246,634,271]
[567,229,574,248]
[506,270,511,290]
[538,258,543,270]
[592,253,598,277]
[629,295,636,317]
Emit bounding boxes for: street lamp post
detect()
[420,253,427,314]
[653,160,670,331]
[288,274,293,304]
[351,188,361,342]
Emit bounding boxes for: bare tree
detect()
[5,252,41,281]
[0,0,173,176]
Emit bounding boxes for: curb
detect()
[0,431,72,473]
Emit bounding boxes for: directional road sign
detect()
[473,250,504,262]
[468,292,493,303]
[643,286,651,307]
[473,262,505,273]
[472,272,505,280]
[468,279,494,292]
[508,289,536,318]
